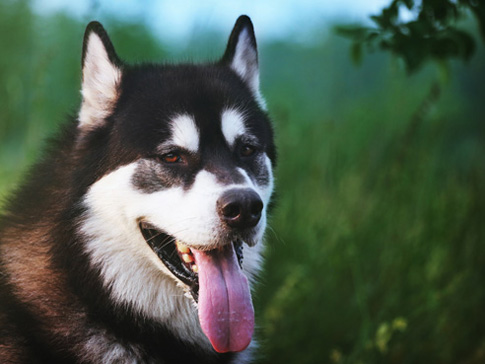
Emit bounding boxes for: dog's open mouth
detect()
[138,222,244,300]
[138,221,253,353]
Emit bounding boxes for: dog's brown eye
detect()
[162,153,183,164]
[240,144,256,157]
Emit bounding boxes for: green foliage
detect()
[336,0,485,72]
[1,1,485,363]
[254,29,485,364]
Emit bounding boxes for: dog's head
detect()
[76,16,275,353]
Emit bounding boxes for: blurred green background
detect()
[1,1,484,363]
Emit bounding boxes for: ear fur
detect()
[78,21,122,130]
[222,15,266,109]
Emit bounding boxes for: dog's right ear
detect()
[78,21,122,130]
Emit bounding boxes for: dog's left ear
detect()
[78,21,122,130]
[222,16,265,108]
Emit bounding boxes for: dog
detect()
[0,15,275,363]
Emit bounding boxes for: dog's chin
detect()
[138,221,248,302]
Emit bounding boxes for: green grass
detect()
[1,2,485,363]
[258,94,485,363]
[255,42,485,363]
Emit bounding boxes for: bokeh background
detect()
[1,1,484,363]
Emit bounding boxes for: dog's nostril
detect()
[217,188,263,229]
[222,202,242,220]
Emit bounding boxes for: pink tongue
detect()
[192,245,254,353]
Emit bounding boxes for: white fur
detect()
[170,114,200,152]
[78,32,121,129]
[221,108,247,147]
[80,160,272,349]
[81,164,209,349]
[230,28,267,110]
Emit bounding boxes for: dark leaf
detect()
[337,0,483,73]
[334,25,371,41]
[406,19,435,35]
[370,14,387,28]
[365,31,380,42]
[446,28,476,60]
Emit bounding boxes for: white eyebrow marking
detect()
[221,108,247,147]
[170,114,199,152]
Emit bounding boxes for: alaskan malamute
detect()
[0,15,275,363]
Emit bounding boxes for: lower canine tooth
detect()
[191,264,198,273]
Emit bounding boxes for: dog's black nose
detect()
[217,188,263,229]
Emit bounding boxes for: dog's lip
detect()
[139,221,199,298]
[138,221,244,301]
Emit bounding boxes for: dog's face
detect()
[76,17,275,353]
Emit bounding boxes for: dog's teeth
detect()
[176,240,191,254]
[182,253,194,263]
[191,264,198,273]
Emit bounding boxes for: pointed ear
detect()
[222,16,266,109]
[78,21,122,130]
